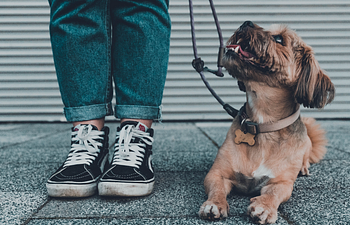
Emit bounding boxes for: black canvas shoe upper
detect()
[47,124,109,184]
[100,121,154,183]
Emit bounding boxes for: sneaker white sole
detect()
[46,153,108,198]
[46,182,97,198]
[98,181,154,197]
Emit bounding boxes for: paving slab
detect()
[0,146,70,164]
[0,163,57,193]
[317,120,350,131]
[279,189,350,225]
[195,122,231,147]
[0,122,349,225]
[0,123,70,148]
[27,216,289,225]
[32,172,289,224]
[323,147,350,160]
[294,160,350,190]
[152,123,218,172]
[0,191,47,225]
[33,172,206,219]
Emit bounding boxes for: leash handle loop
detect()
[189,0,224,77]
[189,0,239,118]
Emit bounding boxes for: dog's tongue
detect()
[227,45,255,58]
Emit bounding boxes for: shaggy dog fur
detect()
[198,21,335,224]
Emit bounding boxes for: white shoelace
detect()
[63,124,104,167]
[112,124,154,169]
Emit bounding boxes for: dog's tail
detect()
[302,117,327,163]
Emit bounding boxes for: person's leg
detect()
[111,0,171,121]
[120,118,152,128]
[47,0,112,197]
[72,118,105,131]
[49,0,113,123]
[98,0,171,197]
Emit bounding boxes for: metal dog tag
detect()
[234,129,256,146]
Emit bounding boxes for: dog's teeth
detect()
[237,38,242,44]
[235,46,240,53]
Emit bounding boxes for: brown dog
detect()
[198,21,335,224]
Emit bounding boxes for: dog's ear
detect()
[294,46,335,108]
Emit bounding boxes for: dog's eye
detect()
[273,35,283,45]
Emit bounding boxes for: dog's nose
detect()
[241,21,254,28]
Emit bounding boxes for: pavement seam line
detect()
[279,211,295,225]
[0,127,71,151]
[26,214,248,221]
[22,197,52,225]
[195,125,220,149]
[330,147,350,156]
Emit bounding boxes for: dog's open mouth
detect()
[227,37,256,58]
[226,44,256,59]
[226,38,267,69]
[226,44,268,70]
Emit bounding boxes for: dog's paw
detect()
[299,159,311,176]
[299,166,310,176]
[199,200,228,220]
[247,197,277,224]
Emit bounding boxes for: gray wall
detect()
[1,0,349,121]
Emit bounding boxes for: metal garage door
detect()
[1,0,349,122]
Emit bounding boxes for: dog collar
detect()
[238,103,301,135]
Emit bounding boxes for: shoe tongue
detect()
[136,122,148,132]
[73,124,99,132]
[120,121,149,132]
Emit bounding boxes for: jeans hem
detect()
[115,105,162,120]
[64,103,113,122]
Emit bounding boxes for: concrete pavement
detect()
[1,121,349,225]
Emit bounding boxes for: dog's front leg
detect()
[199,169,233,220]
[248,179,294,224]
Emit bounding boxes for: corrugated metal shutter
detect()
[0,0,61,122]
[1,0,349,122]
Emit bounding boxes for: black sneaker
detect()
[98,121,154,197]
[46,124,109,197]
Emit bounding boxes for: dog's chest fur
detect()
[234,164,275,194]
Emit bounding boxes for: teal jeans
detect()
[48,0,171,122]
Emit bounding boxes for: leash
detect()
[189,0,301,140]
[189,0,239,118]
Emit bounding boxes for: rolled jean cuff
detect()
[64,103,113,122]
[115,105,162,120]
